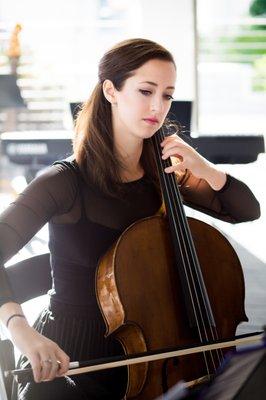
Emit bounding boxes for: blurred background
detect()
[0,0,265,342]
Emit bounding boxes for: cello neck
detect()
[152,128,215,333]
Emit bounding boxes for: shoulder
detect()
[52,155,80,175]
[21,156,80,214]
[32,155,79,189]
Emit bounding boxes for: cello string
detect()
[166,159,224,366]
[154,131,215,375]
[156,129,222,370]
[163,128,224,363]
[157,127,224,365]
[153,129,216,373]
[156,130,224,373]
[155,128,223,369]
[157,127,215,330]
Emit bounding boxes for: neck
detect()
[112,120,144,180]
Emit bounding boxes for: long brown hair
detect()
[73,38,176,197]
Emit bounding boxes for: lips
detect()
[143,117,159,125]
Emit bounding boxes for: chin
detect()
[144,128,159,139]
[144,132,157,139]
[135,132,155,140]
[141,125,159,137]
[130,124,159,140]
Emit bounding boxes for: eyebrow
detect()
[139,81,175,90]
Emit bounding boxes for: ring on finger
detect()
[42,359,53,365]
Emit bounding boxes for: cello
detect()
[96,127,248,399]
[7,128,255,399]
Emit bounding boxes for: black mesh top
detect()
[0,158,260,310]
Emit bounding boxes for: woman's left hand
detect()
[160,134,227,191]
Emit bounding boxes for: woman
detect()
[0,38,260,400]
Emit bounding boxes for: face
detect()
[105,59,176,141]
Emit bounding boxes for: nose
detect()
[150,95,164,114]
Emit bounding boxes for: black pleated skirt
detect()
[15,300,127,400]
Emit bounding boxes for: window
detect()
[197,0,266,133]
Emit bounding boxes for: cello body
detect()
[96,215,247,399]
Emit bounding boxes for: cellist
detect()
[0,38,260,400]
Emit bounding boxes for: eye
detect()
[164,94,174,101]
[139,89,152,96]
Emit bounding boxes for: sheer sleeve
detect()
[178,170,261,223]
[0,163,78,306]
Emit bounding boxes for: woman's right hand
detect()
[9,318,70,383]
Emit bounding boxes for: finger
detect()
[162,138,190,154]
[162,148,186,160]
[161,134,185,146]
[164,163,185,173]
[29,354,42,383]
[162,142,185,155]
[46,358,60,381]
[160,133,177,145]
[56,351,70,377]
[39,355,54,381]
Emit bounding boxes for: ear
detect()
[102,79,117,104]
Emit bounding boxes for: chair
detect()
[0,253,51,400]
